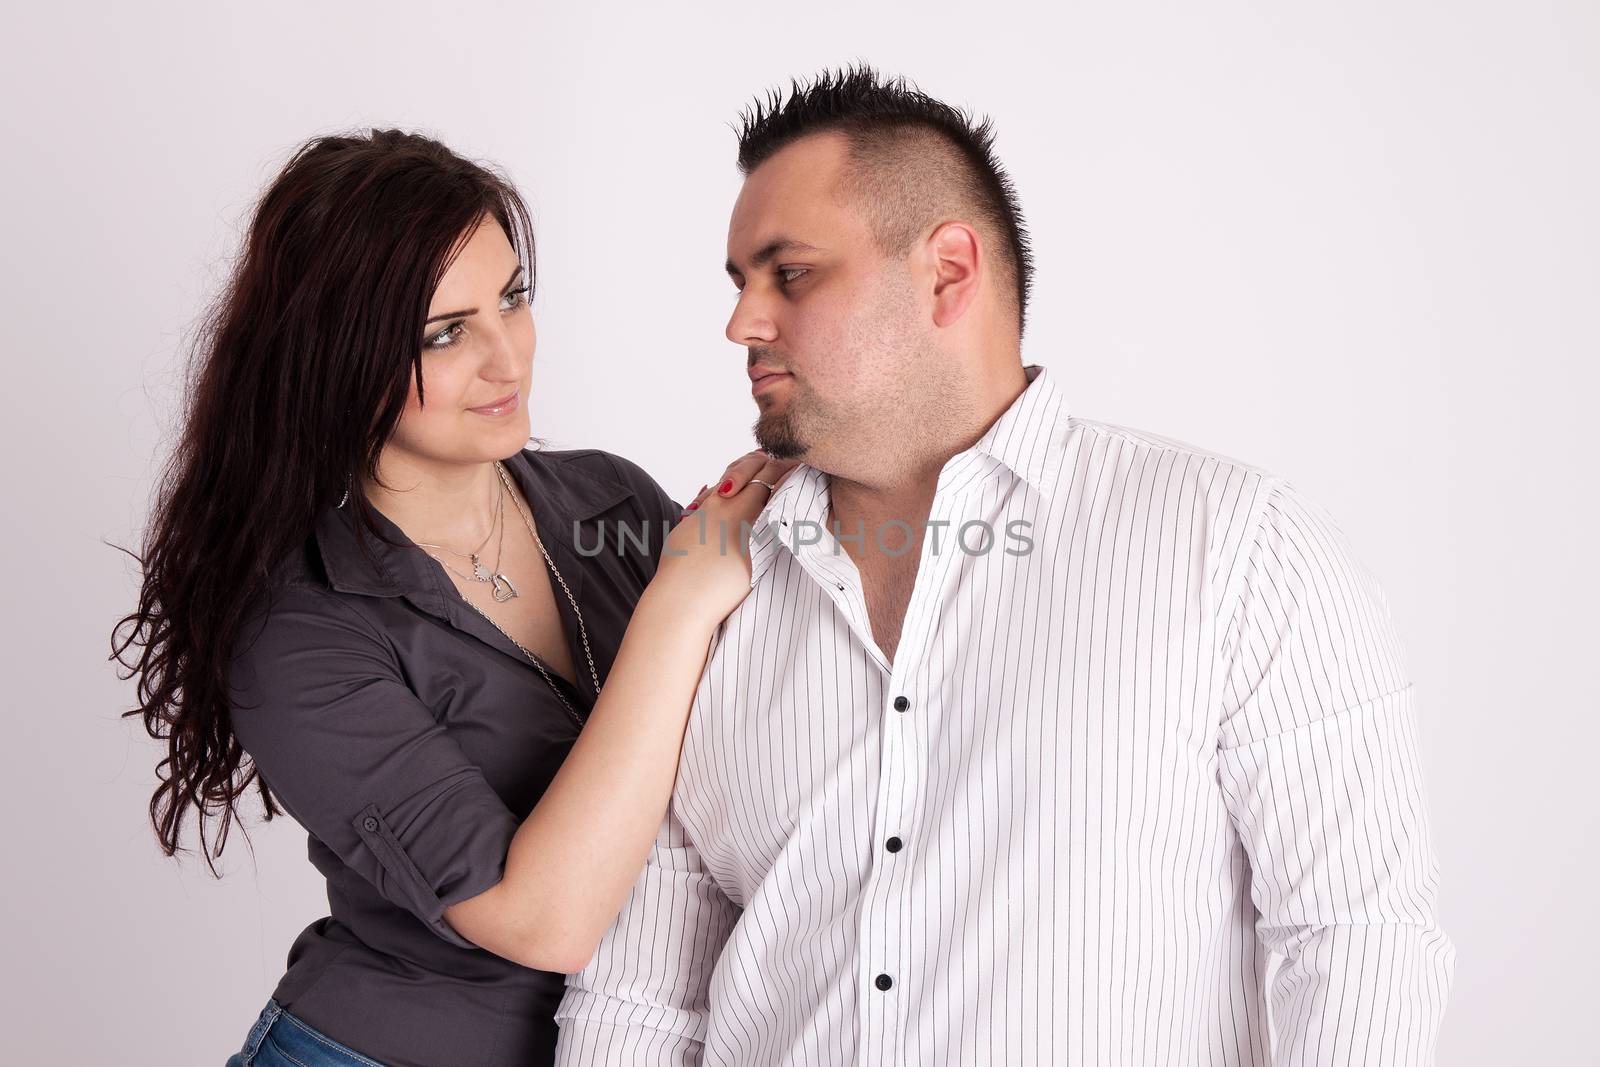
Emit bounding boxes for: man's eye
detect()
[778,267,809,285]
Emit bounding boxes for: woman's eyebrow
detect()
[424,265,526,324]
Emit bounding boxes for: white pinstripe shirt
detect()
[555,364,1454,1066]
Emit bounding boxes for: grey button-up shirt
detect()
[228,445,679,1067]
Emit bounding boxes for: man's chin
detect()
[753,413,809,461]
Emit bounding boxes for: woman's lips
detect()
[469,388,520,416]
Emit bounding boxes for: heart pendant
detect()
[491,573,518,602]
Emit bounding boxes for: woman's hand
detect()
[650,449,798,628]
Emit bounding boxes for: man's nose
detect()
[726,291,778,346]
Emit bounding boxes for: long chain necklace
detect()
[414,479,518,603]
[452,460,601,728]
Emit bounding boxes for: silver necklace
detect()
[453,460,601,728]
[415,478,518,602]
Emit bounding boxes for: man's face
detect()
[725,133,930,467]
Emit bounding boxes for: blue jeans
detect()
[225,999,386,1066]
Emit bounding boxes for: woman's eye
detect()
[425,287,529,349]
[425,322,465,350]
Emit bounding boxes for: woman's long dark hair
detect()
[111,129,537,871]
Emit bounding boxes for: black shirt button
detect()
[885,836,903,853]
[874,973,894,991]
[893,695,910,712]
[362,817,379,832]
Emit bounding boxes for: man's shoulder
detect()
[1064,414,1282,486]
[1059,416,1298,574]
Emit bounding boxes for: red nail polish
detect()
[718,480,734,495]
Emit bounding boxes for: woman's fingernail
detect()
[718,480,734,495]
[686,502,699,510]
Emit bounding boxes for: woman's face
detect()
[386,215,535,466]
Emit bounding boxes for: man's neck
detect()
[825,360,1030,557]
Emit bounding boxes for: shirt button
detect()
[874,973,894,991]
[893,695,910,713]
[885,836,903,853]
[362,817,379,832]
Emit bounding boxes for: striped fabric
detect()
[555,363,1454,1065]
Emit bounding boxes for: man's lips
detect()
[749,367,791,393]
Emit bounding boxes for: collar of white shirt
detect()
[745,361,1071,588]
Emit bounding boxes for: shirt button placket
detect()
[869,688,915,1056]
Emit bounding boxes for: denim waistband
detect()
[239,999,284,1062]
[231,999,387,1066]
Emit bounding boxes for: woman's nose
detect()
[483,319,526,377]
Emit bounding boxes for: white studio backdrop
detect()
[2,2,1594,1063]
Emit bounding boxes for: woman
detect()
[111,129,792,1067]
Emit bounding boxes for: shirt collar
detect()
[965,362,1071,501]
[313,447,635,599]
[747,362,1070,585]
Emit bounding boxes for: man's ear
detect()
[926,221,982,328]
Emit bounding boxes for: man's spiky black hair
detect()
[736,64,1034,335]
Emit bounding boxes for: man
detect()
[556,66,1454,1066]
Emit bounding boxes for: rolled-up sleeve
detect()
[229,583,519,949]
[1215,479,1456,1064]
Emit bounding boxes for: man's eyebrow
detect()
[724,239,825,278]
[424,265,526,324]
